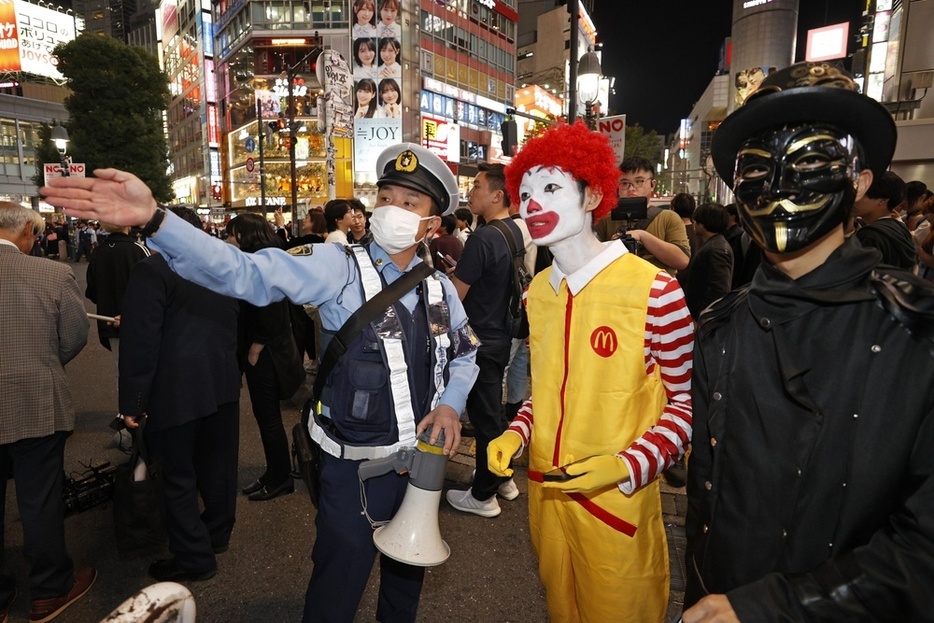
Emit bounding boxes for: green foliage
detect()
[624,124,662,162]
[34,34,173,201]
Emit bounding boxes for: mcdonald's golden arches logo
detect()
[590,326,617,358]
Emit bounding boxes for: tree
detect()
[34,34,173,201]
[624,124,661,162]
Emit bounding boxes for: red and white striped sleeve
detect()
[617,272,694,494]
[506,398,533,454]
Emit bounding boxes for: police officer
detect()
[40,144,480,623]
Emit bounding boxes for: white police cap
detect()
[375,143,459,215]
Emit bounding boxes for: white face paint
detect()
[518,165,588,247]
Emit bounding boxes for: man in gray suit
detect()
[0,203,96,623]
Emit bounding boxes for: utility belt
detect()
[305,400,417,462]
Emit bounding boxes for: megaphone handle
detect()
[357,448,414,481]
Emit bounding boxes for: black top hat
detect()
[712,62,897,186]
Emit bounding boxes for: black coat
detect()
[238,298,304,399]
[686,238,934,620]
[85,232,150,347]
[683,233,733,318]
[118,254,240,432]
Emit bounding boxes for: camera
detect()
[610,197,648,255]
[62,461,118,516]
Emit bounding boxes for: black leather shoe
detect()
[248,478,294,501]
[241,479,264,495]
[148,558,217,582]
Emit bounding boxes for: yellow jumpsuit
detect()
[527,252,669,623]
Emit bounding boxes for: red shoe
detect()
[29,567,97,623]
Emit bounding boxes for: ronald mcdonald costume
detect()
[495,122,694,622]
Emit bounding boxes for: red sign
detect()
[245,157,255,173]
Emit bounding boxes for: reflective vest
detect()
[309,245,452,461]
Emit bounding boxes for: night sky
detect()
[590,0,864,135]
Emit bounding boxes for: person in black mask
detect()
[683,62,934,622]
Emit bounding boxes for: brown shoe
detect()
[29,567,97,623]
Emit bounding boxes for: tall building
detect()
[0,1,81,207]
[856,0,934,182]
[728,0,798,113]
[415,0,518,197]
[76,0,138,42]
[515,0,599,136]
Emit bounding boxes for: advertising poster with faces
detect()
[353,0,402,176]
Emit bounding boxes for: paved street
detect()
[2,258,687,622]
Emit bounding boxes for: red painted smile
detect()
[525,212,558,239]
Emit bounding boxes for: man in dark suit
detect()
[120,206,241,582]
[0,202,97,623]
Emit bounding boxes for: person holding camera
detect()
[594,156,691,276]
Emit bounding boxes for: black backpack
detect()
[489,219,532,339]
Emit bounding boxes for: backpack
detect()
[489,219,532,339]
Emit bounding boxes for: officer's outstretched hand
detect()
[542,454,630,493]
[417,405,461,457]
[41,168,158,227]
[487,431,522,477]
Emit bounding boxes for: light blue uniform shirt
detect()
[148,210,478,415]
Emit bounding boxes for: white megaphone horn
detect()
[357,428,450,566]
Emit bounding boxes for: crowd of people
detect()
[3,59,933,622]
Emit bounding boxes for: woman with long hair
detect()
[354,79,379,118]
[225,213,303,501]
[379,78,401,118]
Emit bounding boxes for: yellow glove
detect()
[541,454,630,493]
[487,430,523,477]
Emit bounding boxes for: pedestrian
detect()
[41,143,480,623]
[446,162,523,517]
[119,206,241,583]
[681,202,733,318]
[683,61,934,621]
[0,202,96,623]
[489,123,694,622]
[226,213,303,502]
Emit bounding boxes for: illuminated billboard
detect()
[805,22,850,63]
[0,0,78,80]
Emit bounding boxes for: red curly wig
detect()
[504,121,619,221]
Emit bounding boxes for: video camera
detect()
[609,197,649,255]
[62,461,118,517]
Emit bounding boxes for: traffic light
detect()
[501,119,518,156]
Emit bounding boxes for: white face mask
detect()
[369,205,432,254]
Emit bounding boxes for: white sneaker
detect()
[446,488,501,518]
[497,478,519,501]
[471,469,519,501]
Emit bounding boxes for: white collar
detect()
[548,240,628,296]
[0,238,19,250]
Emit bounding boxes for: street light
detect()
[576,49,602,130]
[50,123,71,177]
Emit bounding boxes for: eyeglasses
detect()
[619,178,652,190]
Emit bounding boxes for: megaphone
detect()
[357,428,450,566]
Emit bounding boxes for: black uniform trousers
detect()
[145,402,239,573]
[303,452,424,623]
[0,432,73,601]
[244,347,292,486]
[465,336,512,500]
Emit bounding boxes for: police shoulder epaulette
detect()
[287,244,313,256]
[869,267,934,346]
[697,285,750,336]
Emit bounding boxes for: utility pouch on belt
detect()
[292,400,324,508]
